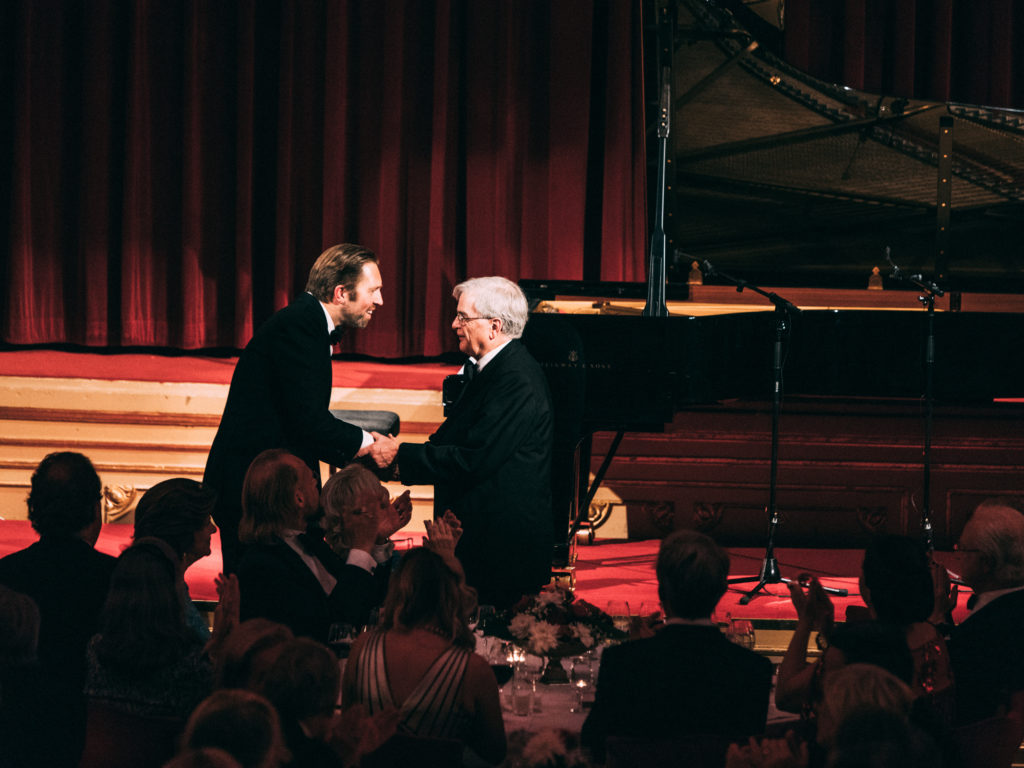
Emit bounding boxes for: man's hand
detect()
[364,432,399,469]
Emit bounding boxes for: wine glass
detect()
[327,622,358,660]
[520,652,548,710]
[606,600,631,633]
[634,600,662,634]
[487,640,514,690]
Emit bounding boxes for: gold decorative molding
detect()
[103,484,139,523]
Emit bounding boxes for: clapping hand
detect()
[424,512,465,575]
[787,574,834,637]
[440,509,463,543]
[377,489,412,541]
[344,497,383,554]
[205,572,240,661]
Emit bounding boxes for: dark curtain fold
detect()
[1,0,648,357]
[783,0,1023,110]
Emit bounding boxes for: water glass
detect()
[510,677,533,717]
[569,654,594,712]
[726,617,756,649]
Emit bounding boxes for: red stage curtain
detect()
[783,0,1023,110]
[1,0,647,357]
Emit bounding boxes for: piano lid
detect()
[646,0,1024,295]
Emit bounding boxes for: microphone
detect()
[885,246,901,279]
[702,260,716,278]
[657,67,671,139]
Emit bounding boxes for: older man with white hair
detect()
[378,276,554,608]
[947,499,1024,724]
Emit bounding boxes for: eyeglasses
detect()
[453,313,492,327]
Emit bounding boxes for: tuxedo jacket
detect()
[0,536,116,688]
[948,588,1024,724]
[204,293,363,567]
[396,339,554,607]
[0,536,117,766]
[581,624,774,760]
[237,536,386,643]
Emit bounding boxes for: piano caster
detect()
[574,525,596,546]
[550,566,576,593]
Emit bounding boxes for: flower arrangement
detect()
[480,586,627,657]
[517,729,591,768]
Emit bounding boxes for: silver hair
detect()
[453,277,529,339]
[967,501,1024,585]
[321,464,382,553]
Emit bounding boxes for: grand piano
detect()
[521,279,1024,567]
[522,0,1024,569]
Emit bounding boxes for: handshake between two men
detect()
[355,432,401,479]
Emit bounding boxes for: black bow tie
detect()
[329,327,344,345]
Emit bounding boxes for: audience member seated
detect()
[320,463,413,618]
[258,637,346,767]
[257,636,398,768]
[728,664,943,768]
[856,535,955,721]
[776,534,953,718]
[214,618,295,691]
[81,538,216,768]
[177,689,291,768]
[581,530,774,764]
[134,477,221,639]
[342,547,506,765]
[0,451,116,765]
[945,499,1024,725]
[236,449,385,641]
[0,585,68,768]
[776,576,915,714]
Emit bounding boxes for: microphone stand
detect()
[886,250,943,552]
[704,262,848,604]
[643,67,670,318]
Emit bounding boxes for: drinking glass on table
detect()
[328,622,359,660]
[487,640,514,689]
[568,654,595,712]
[606,600,631,633]
[520,652,548,711]
[726,616,756,649]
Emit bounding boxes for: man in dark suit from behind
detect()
[0,451,117,765]
[946,499,1024,725]
[235,448,384,643]
[381,276,554,608]
[581,529,774,763]
[204,243,397,574]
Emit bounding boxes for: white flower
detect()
[528,620,561,654]
[571,624,596,649]
[522,730,566,767]
[536,589,566,609]
[509,613,537,641]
